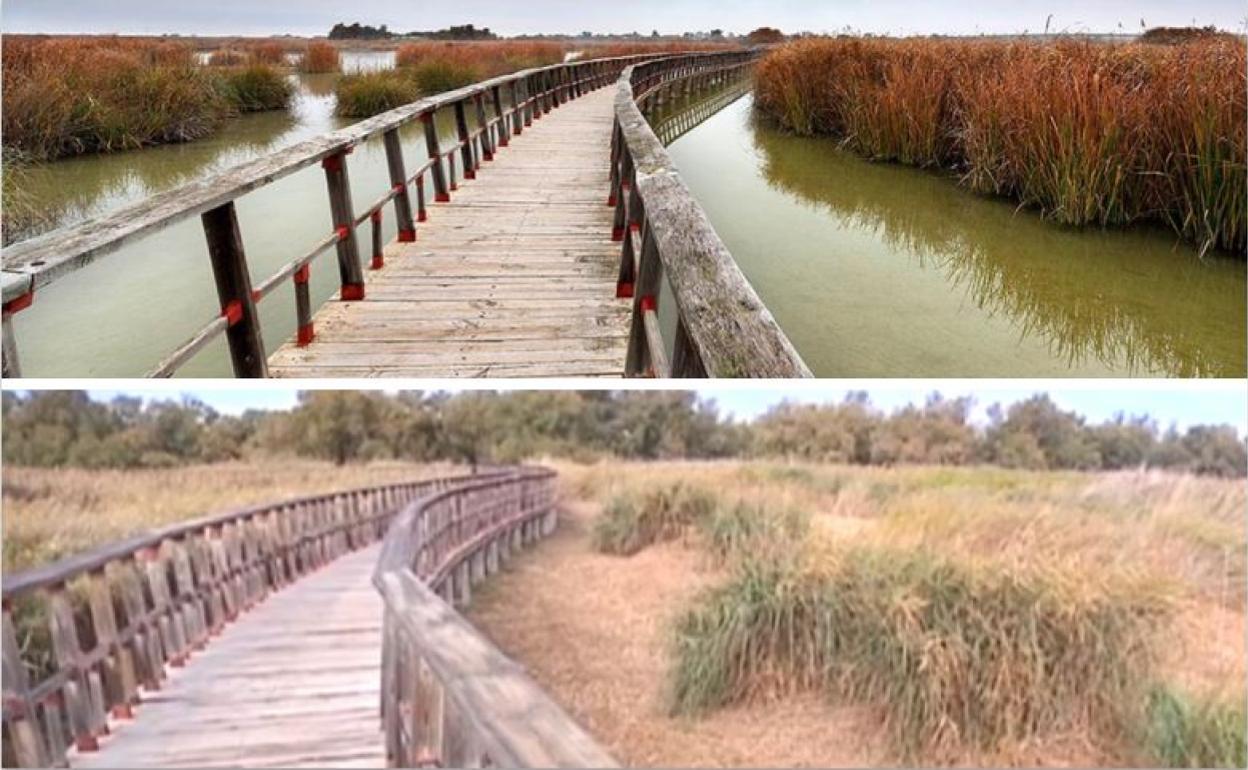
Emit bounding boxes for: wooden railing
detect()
[0,471,498,767]
[649,70,753,146]
[373,468,615,768]
[0,54,665,378]
[609,53,812,377]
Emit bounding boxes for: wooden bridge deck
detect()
[268,87,629,378]
[71,546,384,769]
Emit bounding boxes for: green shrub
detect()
[591,482,718,555]
[1146,685,1247,768]
[409,60,483,95]
[218,64,294,112]
[335,71,420,118]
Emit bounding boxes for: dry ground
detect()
[466,500,891,767]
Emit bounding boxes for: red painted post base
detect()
[616,282,634,299]
[297,324,315,347]
[340,283,365,302]
[418,210,428,222]
[611,227,625,242]
[111,704,134,720]
[76,735,100,752]
[398,228,416,242]
[607,194,616,207]
[371,255,384,270]
[435,193,451,203]
[465,170,476,180]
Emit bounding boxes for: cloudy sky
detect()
[75,382,1248,433]
[3,0,1245,37]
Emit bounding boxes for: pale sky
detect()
[2,0,1245,37]
[70,382,1248,435]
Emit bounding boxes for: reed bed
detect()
[2,37,292,159]
[754,37,1247,255]
[336,41,567,118]
[299,40,341,73]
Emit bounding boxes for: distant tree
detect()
[745,27,785,45]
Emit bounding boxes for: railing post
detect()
[625,225,663,377]
[382,128,417,243]
[321,148,366,302]
[201,201,267,377]
[46,585,104,752]
[509,80,524,136]
[421,110,451,203]
[492,84,509,147]
[474,92,494,162]
[3,600,49,767]
[1,290,31,378]
[453,99,476,180]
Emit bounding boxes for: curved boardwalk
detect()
[268,88,629,378]
[72,546,384,769]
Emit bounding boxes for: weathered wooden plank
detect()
[270,86,629,378]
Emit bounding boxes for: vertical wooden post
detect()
[201,202,267,377]
[382,128,417,243]
[294,262,314,347]
[491,85,509,147]
[474,93,493,162]
[421,111,450,203]
[84,570,132,720]
[46,586,101,752]
[625,226,663,376]
[415,176,428,222]
[453,100,476,179]
[509,80,524,136]
[321,148,365,302]
[3,600,49,767]
[0,291,31,378]
[370,210,384,270]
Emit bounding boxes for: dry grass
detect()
[1,36,293,159]
[754,37,1247,255]
[299,40,341,73]
[1,460,456,573]
[523,460,1246,765]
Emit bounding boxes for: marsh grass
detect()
[2,37,293,159]
[558,460,1243,764]
[754,37,1247,254]
[591,482,718,555]
[299,41,340,74]
[334,70,421,118]
[671,546,1173,761]
[1146,686,1247,768]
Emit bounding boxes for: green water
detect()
[7,61,477,377]
[660,92,1246,378]
[10,72,1245,378]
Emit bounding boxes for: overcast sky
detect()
[3,0,1245,37]
[71,382,1248,434]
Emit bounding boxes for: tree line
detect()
[2,391,1243,478]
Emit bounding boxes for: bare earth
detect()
[465,502,890,768]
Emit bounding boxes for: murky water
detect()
[8,54,476,377]
[659,90,1246,378]
[10,69,1245,378]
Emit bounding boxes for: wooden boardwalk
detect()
[70,546,384,769]
[269,87,629,378]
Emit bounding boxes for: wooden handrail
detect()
[0,52,677,378]
[373,468,616,768]
[608,53,812,378]
[0,469,508,767]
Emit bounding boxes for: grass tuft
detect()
[672,545,1172,759]
[591,482,718,555]
[1146,685,1247,768]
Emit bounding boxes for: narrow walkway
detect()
[269,87,629,377]
[72,546,384,769]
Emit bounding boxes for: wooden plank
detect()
[70,546,387,770]
[270,86,630,378]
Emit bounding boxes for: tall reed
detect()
[754,37,1247,255]
[299,41,341,74]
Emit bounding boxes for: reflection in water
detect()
[8,58,469,378]
[662,90,1246,378]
